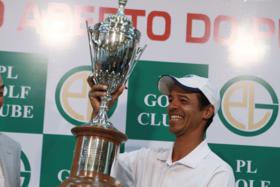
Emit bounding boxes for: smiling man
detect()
[89,74,235,187]
[0,74,21,187]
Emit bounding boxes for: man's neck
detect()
[172,131,204,162]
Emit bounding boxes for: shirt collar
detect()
[156,140,211,168]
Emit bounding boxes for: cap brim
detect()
[158,75,200,95]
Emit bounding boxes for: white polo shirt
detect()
[111,141,235,187]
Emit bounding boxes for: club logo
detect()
[55,66,117,126]
[219,75,278,136]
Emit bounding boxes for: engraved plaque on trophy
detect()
[59,0,145,186]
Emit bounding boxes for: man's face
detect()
[167,85,206,137]
[0,77,3,108]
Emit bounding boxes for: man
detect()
[88,74,235,187]
[0,74,21,187]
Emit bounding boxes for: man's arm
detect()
[111,148,151,187]
[15,142,21,187]
[207,168,235,187]
[111,153,135,187]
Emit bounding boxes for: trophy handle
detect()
[125,44,147,84]
[86,21,95,74]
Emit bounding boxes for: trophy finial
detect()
[118,0,127,15]
[119,0,127,7]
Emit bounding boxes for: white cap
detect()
[158,74,220,114]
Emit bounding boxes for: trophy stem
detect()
[91,96,112,128]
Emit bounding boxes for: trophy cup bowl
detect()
[87,9,143,128]
[59,0,145,186]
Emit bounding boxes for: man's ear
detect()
[202,105,215,120]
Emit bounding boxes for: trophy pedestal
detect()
[60,126,127,187]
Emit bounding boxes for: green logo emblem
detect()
[219,75,278,136]
[55,66,117,126]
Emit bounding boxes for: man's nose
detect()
[168,99,179,110]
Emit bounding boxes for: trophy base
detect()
[59,125,127,187]
[59,172,122,187]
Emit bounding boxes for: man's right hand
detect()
[87,76,125,118]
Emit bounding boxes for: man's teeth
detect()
[170,115,183,120]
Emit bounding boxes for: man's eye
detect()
[168,96,173,103]
[180,99,189,104]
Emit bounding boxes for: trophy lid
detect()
[96,0,140,41]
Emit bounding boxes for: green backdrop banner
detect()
[0,0,280,186]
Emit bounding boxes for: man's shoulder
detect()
[0,133,21,150]
[204,147,233,173]
[119,147,170,162]
[122,147,169,156]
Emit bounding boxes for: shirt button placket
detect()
[161,163,172,187]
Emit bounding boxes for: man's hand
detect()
[87,76,125,117]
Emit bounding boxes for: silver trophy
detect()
[60,0,145,186]
[87,0,145,128]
